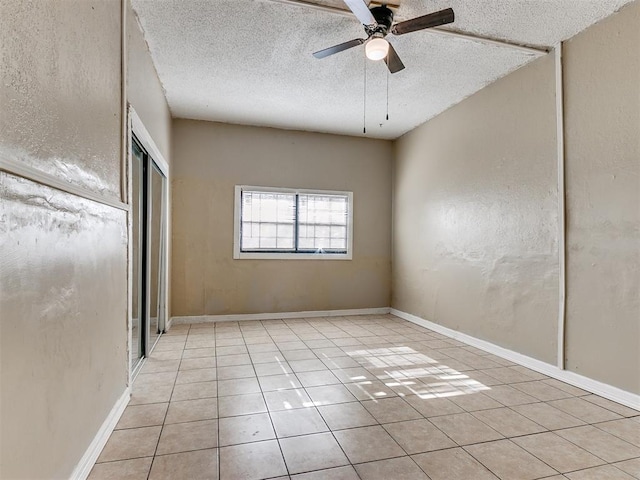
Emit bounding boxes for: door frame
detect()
[127,105,170,382]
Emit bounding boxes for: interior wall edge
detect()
[554,41,567,371]
[69,387,131,480]
[391,308,640,411]
[120,0,128,203]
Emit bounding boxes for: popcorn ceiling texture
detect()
[131,0,635,139]
[402,0,635,47]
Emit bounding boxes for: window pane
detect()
[277,237,294,248]
[316,225,330,238]
[241,191,295,251]
[298,238,314,249]
[317,238,331,249]
[331,226,346,239]
[330,238,346,249]
[297,194,348,251]
[243,236,259,249]
[278,224,293,238]
[260,223,277,238]
[260,236,277,249]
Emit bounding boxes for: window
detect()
[234,186,353,260]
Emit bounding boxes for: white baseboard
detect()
[70,387,131,480]
[172,315,209,324]
[391,308,640,411]
[171,307,391,325]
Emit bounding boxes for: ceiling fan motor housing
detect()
[367,6,394,36]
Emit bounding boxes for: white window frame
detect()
[233,185,353,260]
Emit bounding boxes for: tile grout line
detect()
[245,319,292,479]
[212,324,220,480]
[146,325,188,480]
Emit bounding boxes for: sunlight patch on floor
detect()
[344,347,490,400]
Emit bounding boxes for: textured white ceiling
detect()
[131,0,634,139]
[400,0,635,47]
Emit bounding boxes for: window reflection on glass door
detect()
[131,135,167,374]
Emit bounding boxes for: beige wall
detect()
[393,54,560,364]
[0,1,128,478]
[563,1,640,393]
[171,120,392,316]
[127,2,172,162]
[393,2,639,394]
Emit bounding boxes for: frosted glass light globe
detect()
[365,37,389,61]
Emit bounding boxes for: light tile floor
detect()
[89,314,640,480]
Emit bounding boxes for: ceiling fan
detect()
[313,0,455,73]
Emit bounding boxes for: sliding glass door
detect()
[148,162,166,351]
[131,136,167,373]
[131,141,144,370]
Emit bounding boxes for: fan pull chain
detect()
[386,68,389,121]
[363,54,367,134]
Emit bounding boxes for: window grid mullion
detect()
[256,194,260,249]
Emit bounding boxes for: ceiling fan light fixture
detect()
[365,37,389,61]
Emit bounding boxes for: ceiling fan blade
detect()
[391,8,454,35]
[313,38,366,59]
[344,0,377,25]
[385,42,405,74]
